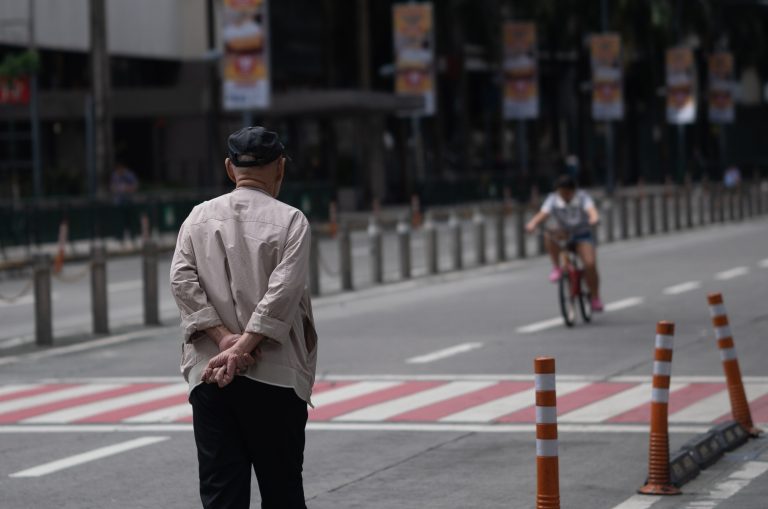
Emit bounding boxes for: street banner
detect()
[222,0,270,111]
[0,76,30,105]
[708,52,735,124]
[590,33,624,121]
[502,22,538,120]
[393,3,435,116]
[666,47,696,124]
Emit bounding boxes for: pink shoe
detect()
[548,267,562,283]
[591,297,604,312]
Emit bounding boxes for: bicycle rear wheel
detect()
[558,271,576,327]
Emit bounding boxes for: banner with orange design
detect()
[393,3,435,116]
[222,0,270,110]
[708,52,734,124]
[590,33,624,121]
[503,22,538,120]
[666,47,696,124]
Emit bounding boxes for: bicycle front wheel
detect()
[558,272,576,327]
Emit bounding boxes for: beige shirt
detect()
[170,187,317,403]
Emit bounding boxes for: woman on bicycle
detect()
[525,175,604,311]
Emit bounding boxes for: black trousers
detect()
[190,377,308,509]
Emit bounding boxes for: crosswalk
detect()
[0,377,766,426]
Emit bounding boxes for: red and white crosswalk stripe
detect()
[0,378,766,426]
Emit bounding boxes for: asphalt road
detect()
[0,215,766,508]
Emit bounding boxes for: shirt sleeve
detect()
[169,221,223,343]
[245,214,310,344]
[541,194,555,213]
[580,191,596,211]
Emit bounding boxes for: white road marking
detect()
[406,342,484,364]
[516,297,644,334]
[0,292,58,309]
[23,383,187,423]
[663,281,702,295]
[670,383,768,423]
[759,258,768,269]
[334,381,496,421]
[0,384,38,398]
[559,383,684,423]
[715,266,750,280]
[9,436,169,477]
[680,461,768,508]
[0,423,713,434]
[312,381,403,407]
[28,374,767,384]
[0,326,177,367]
[604,297,645,312]
[124,403,191,423]
[608,494,661,509]
[515,317,564,334]
[440,381,588,423]
[0,336,34,350]
[0,384,125,416]
[108,280,142,292]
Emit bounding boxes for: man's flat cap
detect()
[227,126,284,167]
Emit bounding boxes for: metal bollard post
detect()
[397,218,411,280]
[634,195,643,237]
[516,204,527,259]
[737,188,745,221]
[647,194,657,235]
[605,199,615,243]
[33,254,53,346]
[673,188,682,231]
[698,186,707,226]
[719,186,727,222]
[142,239,160,325]
[495,206,507,262]
[473,209,487,266]
[424,213,438,275]
[309,229,320,296]
[685,187,693,228]
[91,244,109,334]
[661,192,670,233]
[728,189,735,221]
[368,216,383,285]
[449,211,463,270]
[339,223,353,291]
[619,195,629,240]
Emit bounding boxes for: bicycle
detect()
[544,229,592,327]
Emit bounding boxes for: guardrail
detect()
[2,180,766,347]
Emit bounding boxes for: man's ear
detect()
[225,158,237,184]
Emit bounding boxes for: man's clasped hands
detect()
[201,326,264,388]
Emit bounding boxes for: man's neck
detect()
[235,179,273,197]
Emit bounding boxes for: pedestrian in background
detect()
[110,161,139,242]
[170,126,317,509]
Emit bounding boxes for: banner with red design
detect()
[666,47,696,124]
[590,33,624,121]
[708,52,734,124]
[503,22,538,120]
[393,3,435,116]
[0,77,30,105]
[222,0,270,110]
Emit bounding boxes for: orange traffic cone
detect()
[638,321,681,495]
[411,194,422,229]
[707,293,762,436]
[328,201,338,238]
[535,357,560,509]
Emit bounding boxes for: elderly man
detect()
[170,126,317,509]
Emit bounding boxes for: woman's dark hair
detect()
[554,174,576,190]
